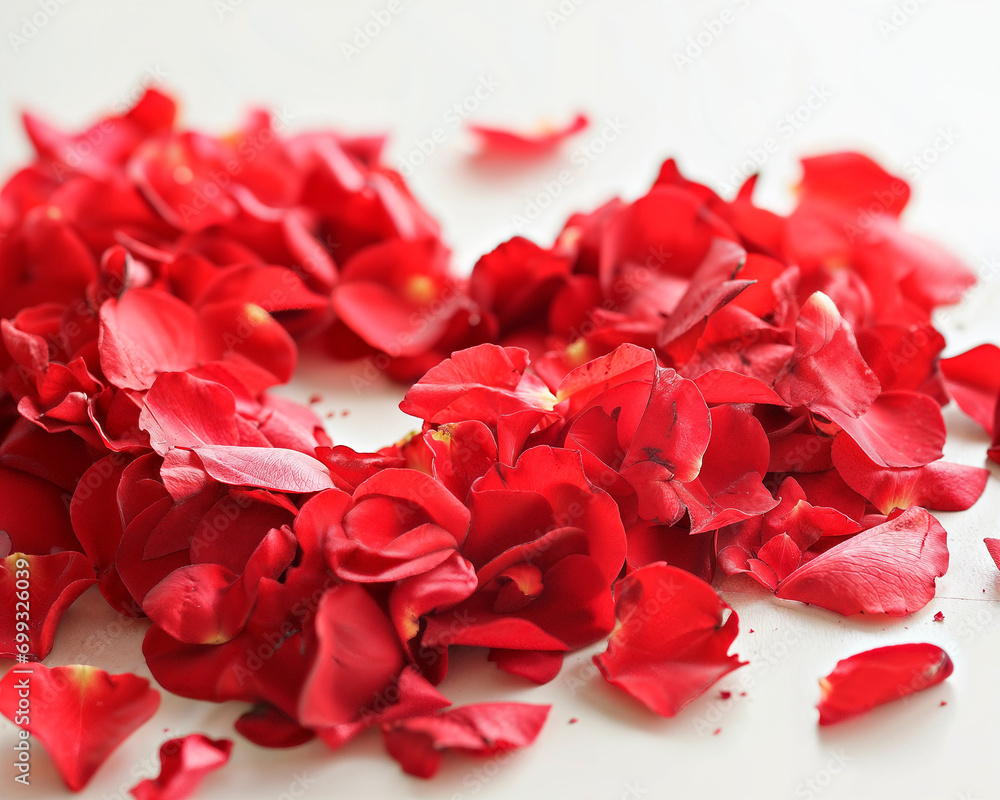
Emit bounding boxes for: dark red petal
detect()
[142,526,296,644]
[1,552,95,660]
[426,420,498,502]
[775,507,948,615]
[234,704,316,748]
[314,666,451,751]
[0,665,160,791]
[299,584,405,728]
[381,702,550,778]
[469,113,588,156]
[692,369,785,405]
[816,643,953,726]
[129,735,232,800]
[593,563,745,717]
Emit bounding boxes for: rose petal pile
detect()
[0,91,993,791]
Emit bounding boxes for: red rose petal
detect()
[0,665,160,791]
[985,538,1000,571]
[469,113,588,156]
[299,583,405,729]
[130,735,233,800]
[1,551,95,661]
[831,432,989,514]
[381,702,550,778]
[400,344,555,425]
[775,507,948,616]
[939,344,1000,435]
[774,292,881,419]
[593,563,745,717]
[816,643,953,725]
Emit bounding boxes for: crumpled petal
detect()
[129,735,233,800]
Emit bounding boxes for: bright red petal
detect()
[130,735,233,800]
[816,643,953,725]
[939,344,1000,435]
[0,665,160,791]
[775,507,948,615]
[593,563,745,717]
[0,552,95,660]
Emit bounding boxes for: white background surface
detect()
[2,2,1000,798]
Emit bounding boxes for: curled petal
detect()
[0,552,95,660]
[817,643,953,726]
[129,735,233,800]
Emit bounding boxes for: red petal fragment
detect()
[142,526,296,644]
[775,507,948,616]
[469,113,588,156]
[985,539,1000,572]
[0,665,160,791]
[593,563,745,717]
[816,643,953,725]
[1,552,96,660]
[129,735,233,800]
[939,344,1000,435]
[381,702,551,779]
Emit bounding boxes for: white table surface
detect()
[2,2,999,798]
